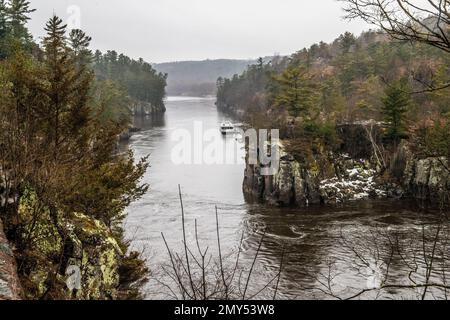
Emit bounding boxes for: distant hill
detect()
[153,59,257,97]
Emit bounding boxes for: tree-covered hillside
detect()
[94,50,167,110]
[217,30,450,186]
[154,59,260,96]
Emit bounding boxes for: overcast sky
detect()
[28,0,370,63]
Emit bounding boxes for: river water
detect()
[124,97,447,300]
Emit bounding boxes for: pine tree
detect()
[0,0,6,37]
[69,28,92,68]
[339,32,356,53]
[91,49,167,109]
[320,77,346,121]
[0,0,7,58]
[381,79,410,142]
[68,29,94,142]
[273,65,320,119]
[0,0,35,58]
[0,12,151,299]
[42,16,70,157]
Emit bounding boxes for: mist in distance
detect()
[28,0,369,63]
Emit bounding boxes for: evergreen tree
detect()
[0,12,151,299]
[41,16,95,162]
[273,65,320,119]
[381,79,410,141]
[339,31,356,53]
[320,77,346,121]
[69,28,92,68]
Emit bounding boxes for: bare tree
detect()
[306,216,450,300]
[158,185,286,300]
[341,0,450,52]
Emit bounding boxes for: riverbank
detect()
[120,100,167,142]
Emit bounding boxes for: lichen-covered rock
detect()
[269,157,298,205]
[243,163,265,200]
[243,144,324,207]
[69,212,122,300]
[17,189,123,300]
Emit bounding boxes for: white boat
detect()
[220,121,234,135]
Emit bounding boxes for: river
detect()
[124,97,447,300]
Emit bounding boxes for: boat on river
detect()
[220,121,235,135]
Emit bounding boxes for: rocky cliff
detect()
[403,154,450,204]
[131,101,166,116]
[119,101,166,141]
[0,219,21,300]
[12,189,125,300]
[243,124,450,207]
[244,149,320,206]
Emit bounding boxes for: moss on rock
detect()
[16,189,126,300]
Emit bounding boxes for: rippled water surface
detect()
[124,97,445,300]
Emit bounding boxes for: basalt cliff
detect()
[243,123,450,207]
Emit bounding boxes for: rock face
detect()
[243,149,388,206]
[243,152,321,206]
[403,156,450,204]
[0,219,21,300]
[243,123,387,206]
[119,100,166,141]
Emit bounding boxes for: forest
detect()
[213,2,450,299]
[0,0,155,299]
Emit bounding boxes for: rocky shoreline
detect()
[119,100,167,142]
[243,124,450,207]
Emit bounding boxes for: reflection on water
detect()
[125,97,446,300]
[132,112,166,131]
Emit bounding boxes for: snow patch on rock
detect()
[319,161,386,203]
